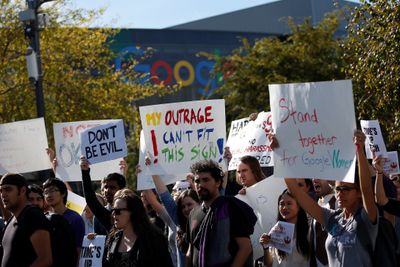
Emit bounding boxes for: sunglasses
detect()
[334,185,356,193]
[111,208,129,215]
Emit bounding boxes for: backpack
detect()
[355,209,399,267]
[45,212,78,267]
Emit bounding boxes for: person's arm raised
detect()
[284,178,324,224]
[373,154,389,206]
[355,130,377,223]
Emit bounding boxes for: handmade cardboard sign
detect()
[227,111,273,170]
[53,120,121,181]
[79,235,106,267]
[80,120,127,165]
[269,80,357,182]
[0,118,50,174]
[360,120,387,159]
[139,100,226,175]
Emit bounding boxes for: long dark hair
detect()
[276,189,310,260]
[107,189,164,244]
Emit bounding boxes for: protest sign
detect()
[137,131,184,190]
[80,120,127,165]
[66,190,86,215]
[268,221,295,254]
[383,151,399,174]
[227,111,273,170]
[139,100,226,175]
[53,120,121,181]
[0,118,51,174]
[79,235,106,267]
[236,176,286,260]
[269,80,357,182]
[360,120,387,158]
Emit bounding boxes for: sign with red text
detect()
[0,118,51,174]
[139,100,226,175]
[137,130,183,190]
[80,120,127,165]
[227,111,273,170]
[360,120,387,159]
[268,221,295,254]
[383,151,399,174]
[53,120,121,181]
[235,176,287,260]
[269,80,357,182]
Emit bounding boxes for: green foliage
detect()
[343,0,400,150]
[210,12,345,123]
[0,0,175,185]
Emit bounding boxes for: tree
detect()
[209,12,345,123]
[0,0,173,187]
[343,0,400,150]
[0,0,170,141]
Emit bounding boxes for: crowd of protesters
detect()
[0,123,399,267]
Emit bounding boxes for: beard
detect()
[197,188,212,201]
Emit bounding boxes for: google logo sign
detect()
[114,46,219,96]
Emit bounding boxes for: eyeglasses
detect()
[334,185,356,193]
[111,208,129,215]
[43,188,60,195]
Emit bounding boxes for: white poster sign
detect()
[268,221,295,253]
[80,120,127,165]
[137,131,183,190]
[360,120,387,159]
[269,80,357,182]
[235,176,287,260]
[53,120,121,181]
[139,100,226,175]
[0,118,51,174]
[79,235,106,267]
[227,111,273,170]
[383,151,399,174]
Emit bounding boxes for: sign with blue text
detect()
[139,100,226,175]
[269,80,357,182]
[80,120,127,165]
[53,120,121,181]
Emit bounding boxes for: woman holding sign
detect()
[259,189,311,267]
[282,130,378,267]
[103,188,173,267]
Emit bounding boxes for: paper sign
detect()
[53,120,122,181]
[79,235,106,267]
[268,221,295,253]
[227,111,273,170]
[360,120,387,159]
[139,100,226,175]
[66,190,87,215]
[269,80,357,182]
[137,131,184,190]
[383,151,399,174]
[0,118,51,174]
[80,120,127,165]
[235,176,287,260]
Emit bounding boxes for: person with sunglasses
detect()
[103,188,173,267]
[281,130,378,267]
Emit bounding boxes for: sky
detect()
[69,0,283,29]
